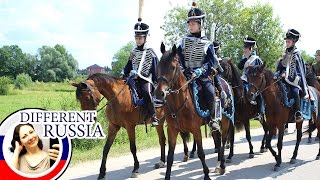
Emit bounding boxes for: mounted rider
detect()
[238,36,264,121]
[275,29,308,122]
[176,1,226,131]
[121,18,160,126]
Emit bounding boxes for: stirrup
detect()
[209,120,220,132]
[151,115,159,127]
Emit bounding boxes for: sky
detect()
[0,0,319,69]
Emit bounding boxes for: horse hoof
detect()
[131,172,139,178]
[290,159,296,164]
[218,168,226,175]
[214,149,219,153]
[316,156,320,160]
[204,175,211,180]
[226,158,232,163]
[249,153,254,158]
[182,155,189,162]
[315,137,319,141]
[154,161,165,169]
[307,138,312,143]
[189,153,195,158]
[273,166,280,172]
[225,144,230,149]
[97,174,105,180]
[260,148,265,153]
[213,167,220,174]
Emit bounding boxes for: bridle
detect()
[157,55,193,95]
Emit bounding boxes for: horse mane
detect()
[263,68,274,86]
[228,59,243,87]
[75,73,122,100]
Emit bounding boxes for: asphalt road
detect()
[60,123,320,180]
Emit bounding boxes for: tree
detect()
[37,45,78,82]
[161,0,284,70]
[0,45,29,78]
[233,3,283,70]
[111,41,135,76]
[301,50,315,64]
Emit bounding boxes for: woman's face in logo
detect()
[19,125,39,149]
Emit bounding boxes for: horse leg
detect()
[274,126,285,171]
[316,130,320,141]
[290,121,303,164]
[126,126,140,178]
[154,124,166,169]
[190,138,197,158]
[226,123,234,163]
[217,119,230,175]
[213,131,221,173]
[260,117,268,153]
[193,129,210,180]
[180,132,189,162]
[244,120,254,158]
[98,123,120,179]
[308,120,313,143]
[213,131,219,153]
[165,126,179,180]
[265,128,278,170]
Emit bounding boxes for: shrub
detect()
[0,76,12,95]
[15,73,32,89]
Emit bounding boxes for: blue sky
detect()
[0,0,319,69]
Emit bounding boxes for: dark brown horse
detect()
[219,59,268,159]
[155,44,233,179]
[305,63,320,141]
[72,74,190,179]
[246,64,320,170]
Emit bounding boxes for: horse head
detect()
[246,64,267,104]
[155,43,180,101]
[71,80,102,110]
[219,58,233,82]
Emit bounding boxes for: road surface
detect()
[60,123,320,180]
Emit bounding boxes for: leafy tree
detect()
[0,45,28,78]
[111,41,135,76]
[301,50,315,64]
[161,0,284,70]
[37,45,78,82]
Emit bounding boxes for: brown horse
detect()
[155,43,233,179]
[304,63,320,141]
[72,74,190,179]
[219,59,268,159]
[246,64,320,170]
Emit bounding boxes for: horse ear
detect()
[160,42,166,54]
[172,44,177,55]
[260,63,266,71]
[70,82,79,87]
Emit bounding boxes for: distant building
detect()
[86,64,105,75]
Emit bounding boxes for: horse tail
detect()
[180,132,191,142]
[303,121,317,135]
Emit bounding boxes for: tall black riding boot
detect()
[147,102,159,127]
[208,102,220,132]
[294,96,303,121]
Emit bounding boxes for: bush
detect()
[0,76,12,95]
[15,73,32,89]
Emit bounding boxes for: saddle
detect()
[278,81,318,120]
[126,77,165,108]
